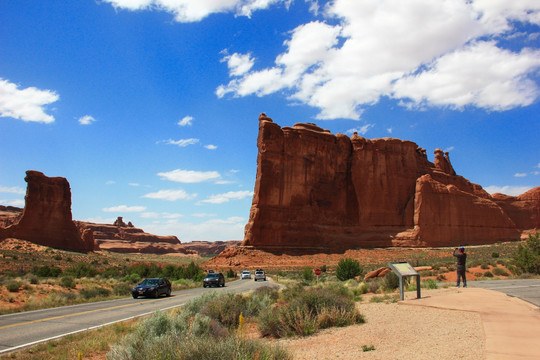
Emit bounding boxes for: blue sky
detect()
[1,0,539,242]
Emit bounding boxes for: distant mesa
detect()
[0,171,198,255]
[241,113,539,251]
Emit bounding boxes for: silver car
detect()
[241,270,251,279]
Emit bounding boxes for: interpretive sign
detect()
[388,261,421,301]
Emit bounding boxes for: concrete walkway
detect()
[401,287,540,359]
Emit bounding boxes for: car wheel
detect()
[166,288,171,297]
[203,284,207,288]
[153,290,159,298]
[132,294,138,299]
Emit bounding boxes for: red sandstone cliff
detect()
[0,171,95,251]
[242,114,538,250]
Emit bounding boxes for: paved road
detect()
[468,279,540,307]
[0,278,275,355]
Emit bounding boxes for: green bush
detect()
[80,286,111,299]
[34,265,62,278]
[491,252,500,258]
[382,272,400,291]
[6,280,20,292]
[492,267,509,277]
[60,276,76,289]
[201,293,247,328]
[513,233,540,274]
[113,282,133,296]
[336,258,363,281]
[226,268,236,278]
[484,271,494,278]
[421,279,438,289]
[108,310,290,360]
[302,267,314,282]
[64,262,97,278]
[480,263,490,270]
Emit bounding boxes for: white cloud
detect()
[205,144,218,150]
[199,190,253,204]
[0,186,25,195]
[142,189,197,201]
[162,138,200,147]
[0,199,25,207]
[177,115,193,126]
[484,185,533,196]
[0,78,59,123]
[387,128,393,134]
[129,183,140,187]
[218,0,540,119]
[158,169,221,183]
[142,216,247,241]
[141,211,183,219]
[191,213,217,218]
[514,173,527,178]
[78,115,96,125]
[102,205,147,212]
[444,146,455,152]
[221,53,255,76]
[104,0,281,22]
[106,180,116,185]
[82,216,117,224]
[346,124,374,136]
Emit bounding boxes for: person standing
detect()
[453,246,467,287]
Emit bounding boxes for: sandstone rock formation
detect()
[82,219,196,255]
[180,240,241,256]
[0,171,96,251]
[242,114,539,251]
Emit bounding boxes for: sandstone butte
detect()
[0,170,195,254]
[242,113,539,251]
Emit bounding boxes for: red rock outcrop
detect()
[242,114,538,251]
[0,171,96,251]
[80,218,196,255]
[180,240,241,256]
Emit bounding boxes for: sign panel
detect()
[314,268,321,276]
[389,262,418,276]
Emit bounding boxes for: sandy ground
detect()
[271,289,485,360]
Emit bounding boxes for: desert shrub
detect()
[336,258,363,281]
[60,276,76,289]
[513,233,540,274]
[320,265,327,273]
[480,263,490,270]
[408,251,427,266]
[6,280,20,292]
[178,261,204,281]
[368,278,381,293]
[436,274,447,281]
[65,262,97,278]
[302,267,314,282]
[108,307,290,360]
[226,268,236,278]
[382,272,400,291]
[34,265,62,278]
[26,274,39,284]
[491,252,500,258]
[101,266,122,278]
[113,282,132,296]
[80,286,111,299]
[123,273,141,284]
[258,285,363,338]
[422,279,438,289]
[54,254,62,261]
[492,267,509,277]
[358,282,369,295]
[483,271,494,278]
[201,293,247,328]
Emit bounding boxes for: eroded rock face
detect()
[0,171,96,251]
[180,240,241,256]
[242,114,538,250]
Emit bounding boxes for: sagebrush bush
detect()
[492,267,509,277]
[484,271,494,278]
[60,276,76,289]
[113,282,132,296]
[6,280,20,292]
[514,233,540,274]
[80,286,111,299]
[382,272,400,291]
[302,267,314,282]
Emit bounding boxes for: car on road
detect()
[241,270,251,279]
[132,278,171,298]
[203,272,225,287]
[254,269,266,281]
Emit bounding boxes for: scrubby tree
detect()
[514,232,540,274]
[336,258,363,281]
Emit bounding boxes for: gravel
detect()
[272,290,485,360]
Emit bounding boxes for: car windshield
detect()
[206,274,220,278]
[242,271,250,274]
[140,279,159,286]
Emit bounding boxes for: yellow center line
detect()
[0,294,187,330]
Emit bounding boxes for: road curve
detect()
[0,278,276,355]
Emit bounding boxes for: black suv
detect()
[203,272,225,288]
[132,278,172,298]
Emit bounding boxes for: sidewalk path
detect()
[401,288,540,360]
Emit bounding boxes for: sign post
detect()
[314,268,321,282]
[387,262,421,301]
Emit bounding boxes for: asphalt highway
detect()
[0,277,275,355]
[468,278,540,307]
